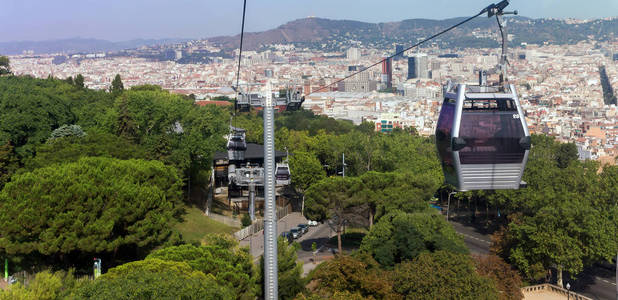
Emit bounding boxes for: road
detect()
[450,218,616,300]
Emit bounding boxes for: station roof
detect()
[213,143,288,161]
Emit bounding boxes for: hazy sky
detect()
[2,0,617,42]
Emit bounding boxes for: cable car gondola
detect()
[227,126,247,161]
[275,162,291,185]
[436,83,530,191]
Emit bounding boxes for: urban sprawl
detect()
[10,40,618,164]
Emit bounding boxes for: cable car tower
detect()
[436,1,530,191]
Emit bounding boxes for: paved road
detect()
[449,219,616,300]
[239,212,334,259]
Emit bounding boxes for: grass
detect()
[174,205,238,244]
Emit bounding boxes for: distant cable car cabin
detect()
[436,83,530,191]
[275,162,291,186]
[227,126,247,161]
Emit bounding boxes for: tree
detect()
[392,251,498,300]
[0,270,85,300]
[360,210,467,267]
[0,141,18,189]
[47,124,86,141]
[0,56,11,75]
[473,255,523,300]
[74,74,84,88]
[288,151,326,211]
[258,238,304,299]
[0,157,183,263]
[497,200,617,285]
[307,254,398,299]
[357,171,438,228]
[110,74,124,95]
[0,76,76,158]
[555,142,578,168]
[112,89,228,177]
[26,131,147,170]
[76,259,234,299]
[304,177,364,253]
[147,234,257,299]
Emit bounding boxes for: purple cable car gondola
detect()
[436,83,530,191]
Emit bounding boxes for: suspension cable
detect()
[307,5,496,96]
[234,0,248,117]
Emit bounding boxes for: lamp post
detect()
[446,192,457,221]
[565,282,570,300]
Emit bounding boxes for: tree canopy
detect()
[360,210,467,266]
[392,251,498,300]
[0,157,183,258]
[147,234,256,299]
[76,258,234,299]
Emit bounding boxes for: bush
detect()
[241,214,252,227]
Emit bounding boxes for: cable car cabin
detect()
[275,163,291,185]
[436,84,530,191]
[227,127,247,161]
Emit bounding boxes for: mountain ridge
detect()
[207,16,617,51]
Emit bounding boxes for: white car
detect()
[308,220,318,226]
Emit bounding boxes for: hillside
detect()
[208,16,618,51]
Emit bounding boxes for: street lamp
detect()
[446,192,457,221]
[565,282,570,300]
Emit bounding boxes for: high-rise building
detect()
[381,57,393,88]
[346,47,361,61]
[395,44,404,60]
[407,54,429,79]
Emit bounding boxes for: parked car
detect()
[298,224,309,234]
[290,227,302,239]
[280,231,293,243]
[308,220,318,226]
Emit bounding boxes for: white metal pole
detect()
[263,81,278,300]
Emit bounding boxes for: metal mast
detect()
[487,0,517,85]
[263,81,278,300]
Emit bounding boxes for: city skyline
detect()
[2,0,617,43]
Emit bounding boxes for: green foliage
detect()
[498,201,617,281]
[73,74,84,88]
[0,142,18,189]
[112,89,228,175]
[288,151,326,193]
[110,74,123,95]
[48,124,86,141]
[0,76,76,158]
[241,213,252,227]
[360,210,467,266]
[76,258,234,299]
[358,171,439,226]
[129,84,162,91]
[392,251,498,300]
[308,254,397,299]
[0,270,86,300]
[26,131,147,170]
[0,56,10,75]
[258,238,304,299]
[555,142,578,168]
[0,157,183,259]
[484,135,617,281]
[305,176,364,252]
[147,236,256,299]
